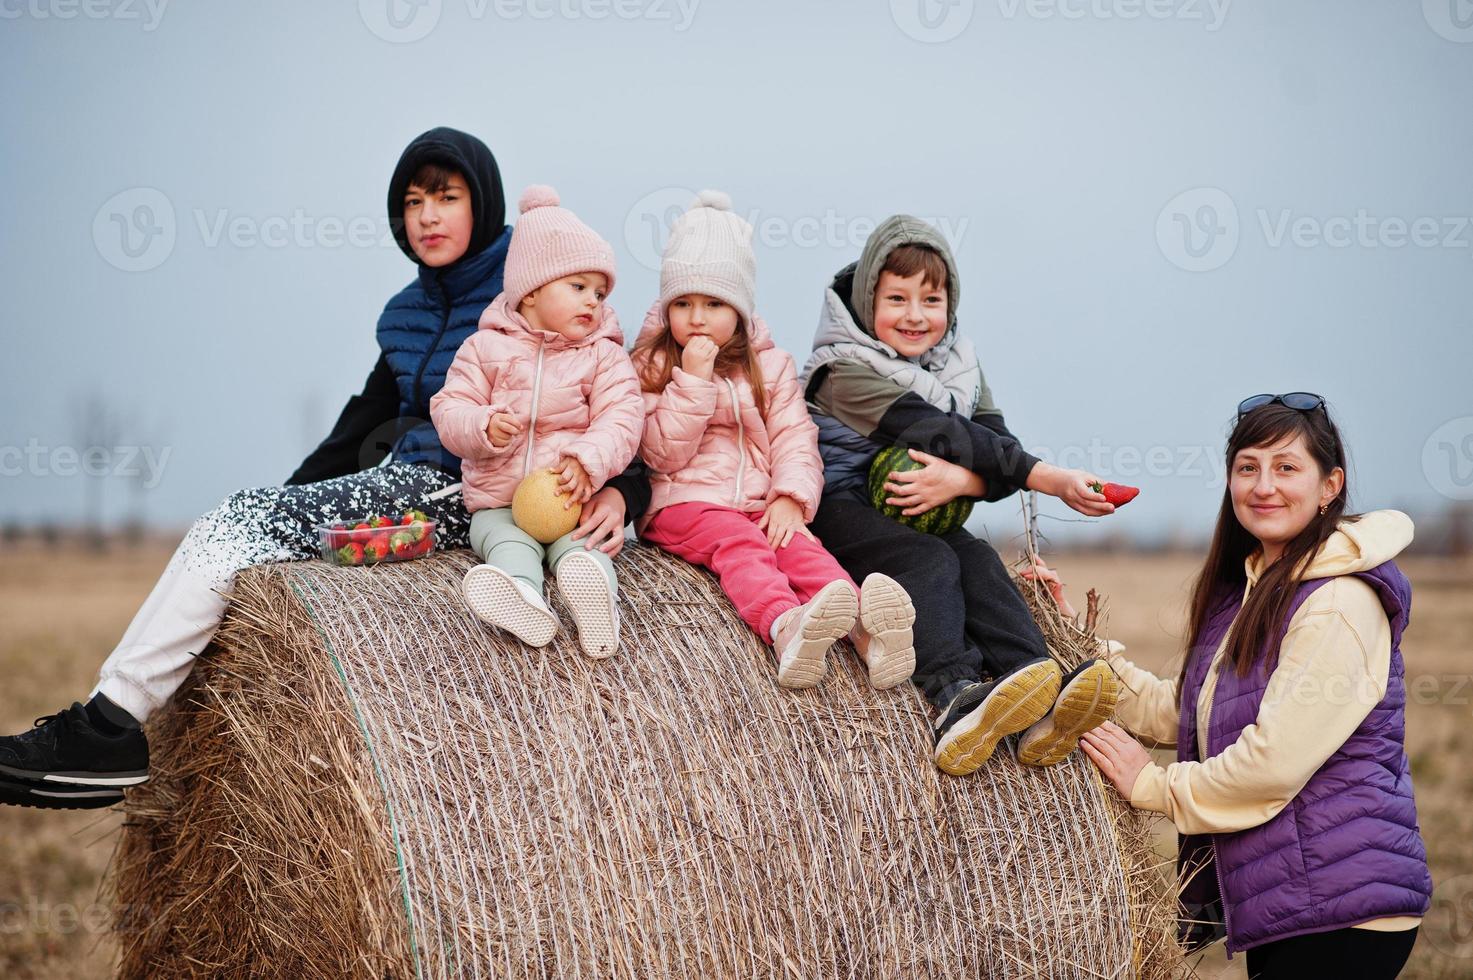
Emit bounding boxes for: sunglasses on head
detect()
[1237,392,1326,420]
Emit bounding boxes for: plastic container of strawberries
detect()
[315,512,437,567]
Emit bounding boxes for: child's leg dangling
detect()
[463,508,558,647]
[547,534,619,659]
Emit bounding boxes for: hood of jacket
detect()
[387,126,507,265]
[479,291,626,352]
[1246,510,1415,587]
[847,213,963,342]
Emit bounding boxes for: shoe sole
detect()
[858,574,916,690]
[1017,661,1121,767]
[463,565,557,648]
[934,661,1062,776]
[0,761,148,786]
[0,774,126,810]
[776,581,859,689]
[556,552,619,659]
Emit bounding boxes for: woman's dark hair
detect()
[1178,402,1353,700]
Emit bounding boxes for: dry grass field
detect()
[1,538,1468,978]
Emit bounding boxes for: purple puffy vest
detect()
[1175,560,1432,954]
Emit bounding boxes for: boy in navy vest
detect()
[0,128,649,809]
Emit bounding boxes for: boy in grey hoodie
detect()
[801,215,1121,776]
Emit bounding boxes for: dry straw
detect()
[110,536,1191,978]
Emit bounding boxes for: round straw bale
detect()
[110,544,1188,979]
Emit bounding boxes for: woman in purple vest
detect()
[1077,394,1432,978]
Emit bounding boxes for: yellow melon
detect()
[511,469,582,544]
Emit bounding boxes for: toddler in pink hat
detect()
[431,185,642,658]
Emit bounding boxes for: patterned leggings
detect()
[93,463,470,723]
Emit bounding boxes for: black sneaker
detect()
[1017,659,1121,767]
[0,703,149,792]
[0,773,126,810]
[932,658,1062,776]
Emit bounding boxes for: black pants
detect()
[1246,926,1418,979]
[809,496,1048,707]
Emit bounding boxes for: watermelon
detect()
[867,446,975,535]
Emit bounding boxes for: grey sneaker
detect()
[773,580,859,689]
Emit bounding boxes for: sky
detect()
[2,0,1471,547]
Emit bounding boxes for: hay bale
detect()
[110,544,1188,979]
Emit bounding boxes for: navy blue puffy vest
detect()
[376,228,511,477]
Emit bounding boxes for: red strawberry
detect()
[1089,481,1140,507]
[325,529,350,549]
[369,515,395,529]
[389,531,416,558]
[337,542,365,566]
[351,522,372,543]
[363,539,389,563]
[412,534,434,556]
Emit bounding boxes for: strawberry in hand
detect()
[1089,481,1140,508]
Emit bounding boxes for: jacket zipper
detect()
[725,377,746,505]
[1204,582,1250,959]
[411,294,453,415]
[521,339,546,477]
[1212,838,1236,958]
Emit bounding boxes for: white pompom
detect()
[519,184,560,214]
[692,189,732,212]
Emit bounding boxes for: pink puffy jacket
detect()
[631,303,825,532]
[430,293,643,513]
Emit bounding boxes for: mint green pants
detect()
[468,507,616,597]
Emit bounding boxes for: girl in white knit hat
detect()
[631,191,917,690]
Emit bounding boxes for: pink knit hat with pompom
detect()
[502,184,617,310]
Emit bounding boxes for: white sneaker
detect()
[555,550,620,659]
[462,564,558,648]
[855,573,916,690]
[772,580,858,689]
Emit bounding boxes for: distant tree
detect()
[72,394,120,546]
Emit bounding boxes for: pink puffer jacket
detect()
[430,293,643,513]
[631,302,824,532]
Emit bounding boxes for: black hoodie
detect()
[386,126,507,265]
[288,127,506,486]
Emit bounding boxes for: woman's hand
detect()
[1081,720,1153,800]
[680,336,720,381]
[883,449,983,516]
[486,411,522,448]
[757,495,814,550]
[1027,462,1115,517]
[569,486,628,557]
[1019,557,1078,619]
[552,457,594,504]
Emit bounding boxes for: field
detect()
[1,539,1469,978]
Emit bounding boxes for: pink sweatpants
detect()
[642,501,858,642]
